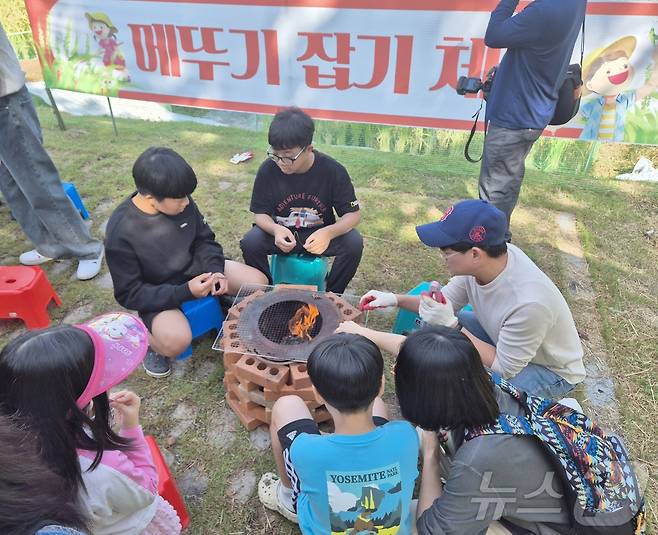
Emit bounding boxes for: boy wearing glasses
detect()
[240,107,363,293]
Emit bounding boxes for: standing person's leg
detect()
[0,86,103,263]
[478,125,542,241]
[240,226,281,284]
[322,228,363,294]
[0,162,53,252]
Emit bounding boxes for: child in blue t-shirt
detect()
[258,333,419,534]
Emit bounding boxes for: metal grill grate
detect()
[213,284,365,362]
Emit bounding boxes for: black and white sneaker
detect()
[143,348,172,378]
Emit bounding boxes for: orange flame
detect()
[288,304,319,341]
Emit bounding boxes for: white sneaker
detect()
[76,248,104,280]
[258,473,298,524]
[19,250,54,266]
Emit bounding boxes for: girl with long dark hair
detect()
[338,321,572,535]
[0,313,181,535]
[0,412,89,535]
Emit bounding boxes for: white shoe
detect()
[258,473,298,524]
[19,250,54,266]
[76,248,104,280]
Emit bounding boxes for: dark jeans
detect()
[478,124,542,241]
[0,86,102,259]
[240,225,363,294]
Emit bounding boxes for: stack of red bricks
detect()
[221,286,362,430]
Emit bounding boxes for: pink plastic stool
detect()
[145,435,191,530]
[0,266,61,329]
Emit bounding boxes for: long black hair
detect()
[394,325,499,431]
[0,413,90,535]
[0,326,132,498]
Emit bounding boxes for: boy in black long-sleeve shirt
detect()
[105,147,267,377]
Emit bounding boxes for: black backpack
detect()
[549,20,585,125]
[466,374,646,535]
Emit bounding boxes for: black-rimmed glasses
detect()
[267,146,307,165]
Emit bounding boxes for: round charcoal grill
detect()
[236,289,342,362]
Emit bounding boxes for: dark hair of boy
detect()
[268,107,315,150]
[395,325,499,430]
[307,333,383,413]
[443,241,507,258]
[0,327,132,497]
[0,413,90,535]
[132,146,198,201]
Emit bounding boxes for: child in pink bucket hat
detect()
[0,312,181,535]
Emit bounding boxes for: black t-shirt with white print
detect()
[249,150,359,232]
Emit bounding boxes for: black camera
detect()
[456,67,496,99]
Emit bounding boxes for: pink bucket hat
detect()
[74,312,149,409]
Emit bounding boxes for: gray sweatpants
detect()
[0,86,102,260]
[478,124,542,241]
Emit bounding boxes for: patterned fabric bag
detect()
[465,374,646,535]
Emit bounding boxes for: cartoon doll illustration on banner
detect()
[579,34,658,141]
[84,12,130,80]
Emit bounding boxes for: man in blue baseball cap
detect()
[349,199,585,399]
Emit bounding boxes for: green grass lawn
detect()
[0,101,656,533]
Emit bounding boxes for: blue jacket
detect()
[579,92,636,141]
[484,0,587,130]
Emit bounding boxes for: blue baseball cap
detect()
[416,199,507,248]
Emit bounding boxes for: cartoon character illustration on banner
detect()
[83,12,130,82]
[27,9,133,97]
[579,32,658,142]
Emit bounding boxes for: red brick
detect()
[223,370,236,386]
[229,380,250,404]
[238,384,270,407]
[223,337,247,354]
[289,363,312,388]
[287,382,320,402]
[226,391,261,430]
[274,283,319,292]
[222,318,240,340]
[249,403,268,424]
[223,352,242,371]
[239,289,266,306]
[305,399,322,410]
[234,355,289,391]
[226,289,265,320]
[227,306,241,321]
[324,292,363,323]
[311,406,332,424]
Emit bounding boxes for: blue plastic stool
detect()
[62,182,90,220]
[270,254,330,291]
[177,295,225,360]
[392,281,430,335]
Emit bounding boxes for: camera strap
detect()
[464,99,487,163]
[466,17,584,162]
